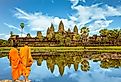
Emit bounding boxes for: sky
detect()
[0,0,121,39]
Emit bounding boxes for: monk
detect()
[9,43,22,81]
[20,43,33,82]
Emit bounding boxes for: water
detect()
[0,54,121,82]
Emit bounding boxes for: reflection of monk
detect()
[9,43,22,81]
[20,43,33,82]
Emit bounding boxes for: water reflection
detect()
[1,52,121,82]
[100,59,121,69]
[33,52,121,75]
[33,55,90,76]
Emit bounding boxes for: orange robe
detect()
[9,48,22,80]
[20,46,33,77]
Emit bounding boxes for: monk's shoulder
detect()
[9,48,18,56]
[24,46,30,50]
[10,48,15,52]
[20,47,24,51]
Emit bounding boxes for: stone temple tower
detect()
[58,20,64,33]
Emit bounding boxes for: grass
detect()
[0,46,121,53]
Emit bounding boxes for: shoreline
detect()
[0,80,29,82]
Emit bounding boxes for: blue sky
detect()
[0,0,121,39]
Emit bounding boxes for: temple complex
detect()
[8,20,121,47]
[8,21,81,47]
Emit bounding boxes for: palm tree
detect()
[10,31,13,37]
[99,29,109,44]
[80,27,89,48]
[109,29,120,45]
[117,29,121,45]
[20,22,24,37]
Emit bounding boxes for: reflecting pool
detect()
[0,52,121,82]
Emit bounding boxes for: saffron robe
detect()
[20,46,33,77]
[9,48,22,80]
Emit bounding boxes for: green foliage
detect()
[99,29,121,45]
[27,33,31,37]
[80,27,89,47]
[20,22,25,36]
[20,22,24,29]
[1,40,8,46]
[10,31,13,37]
[99,29,109,37]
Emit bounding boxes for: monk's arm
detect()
[12,58,20,68]
[28,48,33,66]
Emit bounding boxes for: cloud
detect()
[0,34,5,36]
[0,33,10,40]
[81,0,86,3]
[14,2,121,36]
[69,61,121,82]
[70,0,86,7]
[89,20,113,35]
[69,3,121,34]
[71,4,121,25]
[4,23,27,35]
[0,33,28,40]
[51,0,54,3]
[4,23,21,32]
[15,8,76,36]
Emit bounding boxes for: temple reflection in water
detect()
[32,52,121,76]
[33,55,90,76]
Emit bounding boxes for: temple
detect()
[8,20,121,47]
[8,21,81,47]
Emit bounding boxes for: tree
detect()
[80,27,89,48]
[1,40,8,47]
[10,31,13,37]
[20,22,24,37]
[99,29,109,44]
[117,29,121,45]
[26,33,31,38]
[81,60,90,72]
[108,29,120,45]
